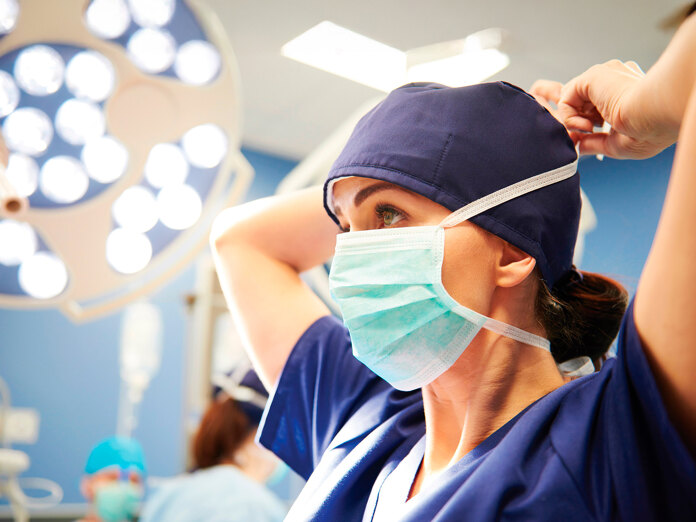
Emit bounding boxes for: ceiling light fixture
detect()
[281,21,509,91]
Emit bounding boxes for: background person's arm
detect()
[210,186,339,388]
[555,14,696,453]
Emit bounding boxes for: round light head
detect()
[55,99,106,146]
[0,70,19,117]
[66,50,116,102]
[127,28,176,74]
[181,124,227,168]
[106,228,153,274]
[157,184,201,230]
[39,156,89,204]
[144,143,188,188]
[85,0,131,40]
[81,136,129,184]
[128,0,175,28]
[6,153,39,197]
[112,186,158,233]
[174,40,221,85]
[0,220,37,266]
[18,252,69,299]
[2,107,53,156]
[14,45,65,96]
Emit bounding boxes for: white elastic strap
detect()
[557,356,594,378]
[481,317,551,351]
[439,160,578,228]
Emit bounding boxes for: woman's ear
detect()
[495,241,536,288]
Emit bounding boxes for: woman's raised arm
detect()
[210,186,340,388]
[555,14,696,451]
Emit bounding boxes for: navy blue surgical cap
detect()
[323,82,580,288]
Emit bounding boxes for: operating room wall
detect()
[0,147,297,506]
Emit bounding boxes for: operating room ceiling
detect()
[205,0,684,160]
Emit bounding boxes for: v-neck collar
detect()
[371,403,530,521]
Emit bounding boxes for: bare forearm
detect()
[210,186,340,387]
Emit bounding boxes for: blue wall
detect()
[0,142,678,507]
[0,147,297,505]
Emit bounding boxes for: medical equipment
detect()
[0,376,63,522]
[117,301,163,438]
[0,0,253,321]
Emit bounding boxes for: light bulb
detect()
[157,184,202,230]
[181,124,227,168]
[127,28,176,74]
[0,70,19,117]
[0,0,19,35]
[55,99,105,146]
[40,156,89,204]
[85,0,131,39]
[174,40,221,85]
[5,153,38,197]
[128,0,175,28]
[18,252,68,299]
[66,50,115,102]
[14,45,64,96]
[106,228,153,274]
[2,107,53,156]
[81,136,129,183]
[144,143,188,188]
[112,186,158,233]
[0,219,37,266]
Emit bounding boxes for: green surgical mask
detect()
[95,482,141,522]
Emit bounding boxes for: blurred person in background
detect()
[140,368,299,522]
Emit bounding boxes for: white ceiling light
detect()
[0,219,37,266]
[18,252,69,299]
[174,40,221,85]
[282,22,509,91]
[2,107,53,156]
[156,184,201,230]
[181,124,227,168]
[106,228,153,274]
[6,153,39,197]
[39,156,89,204]
[84,0,131,40]
[0,0,19,35]
[145,143,188,188]
[66,50,116,102]
[55,99,106,145]
[128,0,175,28]
[112,186,158,233]
[81,136,129,184]
[14,45,65,96]
[281,21,405,92]
[0,70,19,117]
[127,27,177,73]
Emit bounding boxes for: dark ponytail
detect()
[192,398,250,470]
[536,268,629,364]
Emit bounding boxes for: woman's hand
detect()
[557,60,678,159]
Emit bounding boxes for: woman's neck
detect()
[411,328,565,497]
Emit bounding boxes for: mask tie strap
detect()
[438,160,578,228]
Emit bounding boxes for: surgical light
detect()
[0,0,253,320]
[174,40,221,85]
[2,107,53,156]
[0,219,36,265]
[85,0,131,40]
[14,44,64,96]
[18,252,68,299]
[5,153,37,197]
[0,0,18,35]
[182,124,227,168]
[39,156,89,204]
[157,183,201,230]
[106,228,153,275]
[112,186,158,233]
[127,27,176,73]
[81,135,129,183]
[144,142,188,188]
[0,70,18,116]
[65,50,115,102]
[55,98,106,145]
[128,0,176,28]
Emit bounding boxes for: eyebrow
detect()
[334,182,412,217]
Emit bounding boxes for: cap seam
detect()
[432,133,454,185]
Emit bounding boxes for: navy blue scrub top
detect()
[258,301,696,521]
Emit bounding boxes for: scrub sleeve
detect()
[258,303,696,521]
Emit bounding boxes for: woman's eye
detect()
[375,205,404,227]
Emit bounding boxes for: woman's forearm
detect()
[210,186,340,387]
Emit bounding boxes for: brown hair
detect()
[192,398,250,470]
[536,268,629,364]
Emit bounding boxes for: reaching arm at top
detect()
[210,186,340,388]
[535,14,696,452]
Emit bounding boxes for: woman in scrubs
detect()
[211,11,696,521]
